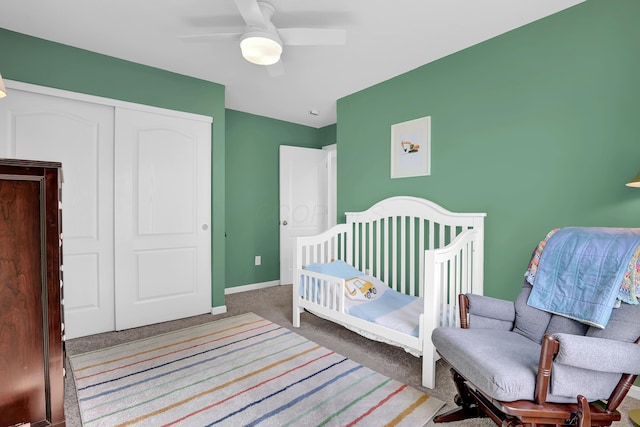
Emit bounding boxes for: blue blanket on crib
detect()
[527,227,640,328]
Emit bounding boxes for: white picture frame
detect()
[390,116,431,179]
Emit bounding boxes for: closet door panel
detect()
[136,128,196,235]
[114,108,211,330]
[0,90,115,338]
[137,249,196,298]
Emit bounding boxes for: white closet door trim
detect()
[4,79,213,124]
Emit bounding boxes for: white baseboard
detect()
[211,280,280,314]
[210,305,227,316]
[628,385,640,400]
[225,280,280,295]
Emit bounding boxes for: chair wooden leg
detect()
[434,368,485,423]
[576,395,591,427]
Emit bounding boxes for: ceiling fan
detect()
[180,0,346,76]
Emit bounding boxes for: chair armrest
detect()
[535,334,560,404]
[553,333,640,374]
[464,293,515,330]
[535,334,640,408]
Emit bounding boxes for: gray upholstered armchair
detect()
[431,281,640,427]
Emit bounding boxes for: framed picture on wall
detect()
[390,116,431,179]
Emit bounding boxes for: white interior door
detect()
[0,90,115,339]
[114,108,211,331]
[279,145,329,285]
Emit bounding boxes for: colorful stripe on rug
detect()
[70,312,445,426]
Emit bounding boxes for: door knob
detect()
[282,220,288,226]
[202,224,209,230]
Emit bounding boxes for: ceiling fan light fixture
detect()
[240,31,282,65]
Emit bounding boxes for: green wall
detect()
[225,109,325,288]
[337,0,640,301]
[0,29,228,307]
[318,123,338,146]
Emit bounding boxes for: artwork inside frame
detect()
[390,116,431,179]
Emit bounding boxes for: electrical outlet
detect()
[255,255,261,266]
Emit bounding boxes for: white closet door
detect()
[114,108,211,330]
[0,90,115,339]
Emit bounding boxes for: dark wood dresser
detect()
[0,159,65,426]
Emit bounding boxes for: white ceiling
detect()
[0,0,584,128]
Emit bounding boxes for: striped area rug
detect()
[70,312,445,426]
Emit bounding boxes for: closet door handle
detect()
[202,224,209,230]
[282,220,288,226]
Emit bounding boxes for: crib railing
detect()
[424,228,483,329]
[421,227,483,388]
[295,223,351,270]
[348,217,476,297]
[298,269,346,313]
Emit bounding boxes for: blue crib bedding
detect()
[302,260,422,337]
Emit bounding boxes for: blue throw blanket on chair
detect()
[527,227,640,328]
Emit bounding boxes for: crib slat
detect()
[409,217,416,296]
[400,216,406,294]
[360,223,365,271]
[429,221,434,251]
[462,240,470,295]
[451,254,459,326]
[384,218,389,286]
[375,220,381,278]
[392,217,398,291]
[344,231,349,263]
[440,262,448,326]
[302,275,307,298]
[354,223,360,270]
[331,234,337,261]
[444,259,451,326]
[361,224,364,268]
[419,219,425,298]
[368,221,373,275]
[362,223,367,271]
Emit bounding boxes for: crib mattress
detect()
[344,275,423,337]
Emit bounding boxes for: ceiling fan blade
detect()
[234,0,267,28]
[178,33,241,42]
[266,60,285,77]
[278,28,346,46]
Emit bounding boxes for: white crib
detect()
[292,196,486,389]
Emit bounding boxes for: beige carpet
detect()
[64,284,639,426]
